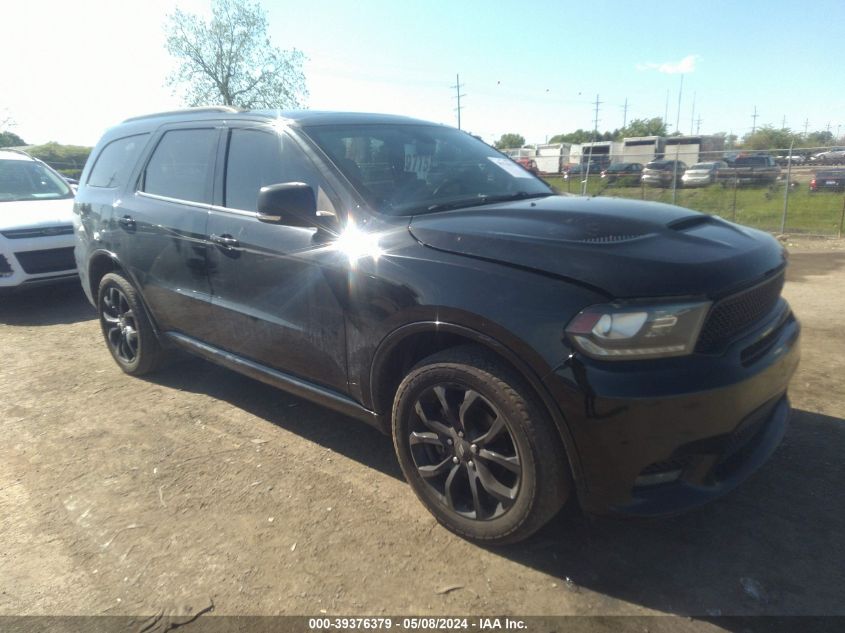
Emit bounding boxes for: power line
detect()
[451,74,466,130]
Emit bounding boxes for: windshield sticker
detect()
[488,157,533,178]
[404,149,432,179]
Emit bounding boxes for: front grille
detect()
[696,271,785,353]
[14,247,76,274]
[1,225,74,239]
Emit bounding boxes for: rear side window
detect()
[142,129,218,203]
[87,134,149,188]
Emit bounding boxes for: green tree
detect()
[0,130,26,148]
[804,130,834,147]
[165,0,307,109]
[494,133,525,149]
[25,142,92,178]
[620,117,667,138]
[741,126,800,150]
[548,129,595,144]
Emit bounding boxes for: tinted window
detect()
[87,134,149,188]
[225,129,286,211]
[224,127,337,214]
[143,129,217,203]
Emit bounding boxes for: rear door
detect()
[122,125,221,335]
[203,124,348,393]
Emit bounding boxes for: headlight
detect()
[565,300,711,360]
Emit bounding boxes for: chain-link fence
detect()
[542,147,845,238]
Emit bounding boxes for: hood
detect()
[0,197,76,231]
[408,196,786,298]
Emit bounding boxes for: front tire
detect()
[97,272,167,375]
[392,346,571,545]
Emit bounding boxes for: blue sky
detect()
[3,0,843,146]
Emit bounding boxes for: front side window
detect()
[303,124,552,216]
[0,159,72,202]
[87,134,149,188]
[142,129,218,204]
[224,127,337,215]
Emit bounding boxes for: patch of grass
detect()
[544,176,845,236]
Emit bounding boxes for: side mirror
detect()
[257,182,316,226]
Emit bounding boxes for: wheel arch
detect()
[368,321,585,493]
[87,251,161,334]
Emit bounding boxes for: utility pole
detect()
[696,116,703,135]
[675,75,684,134]
[451,74,466,130]
[781,115,787,130]
[751,105,759,134]
[622,97,629,130]
[803,118,809,138]
[664,89,669,126]
[690,92,696,136]
[583,94,602,196]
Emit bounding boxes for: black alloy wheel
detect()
[97,272,166,376]
[409,384,521,520]
[392,346,571,545]
[101,285,138,364]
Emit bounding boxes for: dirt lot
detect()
[1,240,843,629]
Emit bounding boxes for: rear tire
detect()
[97,272,167,376]
[392,346,571,545]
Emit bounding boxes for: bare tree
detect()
[165,0,307,109]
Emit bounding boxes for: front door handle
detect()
[210,233,240,249]
[117,215,136,230]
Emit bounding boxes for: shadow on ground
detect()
[146,357,403,481]
[146,357,843,620]
[785,251,845,283]
[0,282,94,326]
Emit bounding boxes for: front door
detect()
[204,126,348,393]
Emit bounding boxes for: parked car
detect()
[75,108,800,544]
[719,155,781,185]
[775,153,806,166]
[563,162,603,179]
[641,159,687,187]
[810,147,845,165]
[0,149,78,292]
[809,169,845,192]
[600,162,643,184]
[681,161,728,187]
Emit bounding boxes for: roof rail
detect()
[122,106,242,123]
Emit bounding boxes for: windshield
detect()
[303,124,553,215]
[0,159,72,202]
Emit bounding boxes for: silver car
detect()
[681,161,728,187]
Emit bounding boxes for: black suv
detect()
[74,108,800,544]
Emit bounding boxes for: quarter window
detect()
[87,134,149,188]
[142,129,218,203]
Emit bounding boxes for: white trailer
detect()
[622,136,664,164]
[534,143,571,174]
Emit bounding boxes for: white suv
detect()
[0,149,78,291]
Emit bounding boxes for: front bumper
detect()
[544,305,801,516]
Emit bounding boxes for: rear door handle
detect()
[117,215,136,230]
[210,233,240,249]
